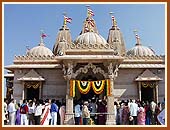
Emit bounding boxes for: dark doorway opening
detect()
[141,86,154,102]
[26,87,39,100]
[75,75,105,101]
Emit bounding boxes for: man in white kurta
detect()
[129,99,138,125]
[7,99,16,125]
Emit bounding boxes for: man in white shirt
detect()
[7,99,16,125]
[82,101,90,125]
[34,100,44,125]
[150,100,157,125]
[129,99,138,125]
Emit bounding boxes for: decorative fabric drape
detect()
[24,81,40,89]
[70,80,111,97]
[141,82,156,88]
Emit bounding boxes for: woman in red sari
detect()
[122,102,130,125]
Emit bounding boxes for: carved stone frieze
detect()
[66,43,118,52]
[73,63,107,78]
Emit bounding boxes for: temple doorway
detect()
[141,82,155,102]
[74,74,105,102]
[24,81,40,100]
[26,87,39,100]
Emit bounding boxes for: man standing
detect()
[82,101,90,125]
[129,99,138,125]
[150,100,157,125]
[50,99,58,125]
[20,99,29,125]
[7,98,16,125]
[74,101,82,125]
[40,99,51,125]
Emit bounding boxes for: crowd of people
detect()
[4,98,66,125]
[73,97,165,125]
[3,97,165,126]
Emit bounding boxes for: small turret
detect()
[53,14,72,55]
[107,13,126,56]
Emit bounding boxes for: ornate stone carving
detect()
[57,39,66,56]
[67,63,73,76]
[108,63,119,80]
[66,43,121,53]
[62,64,66,75]
[62,62,74,80]
[108,63,113,75]
[73,63,107,78]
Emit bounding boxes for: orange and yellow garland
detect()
[77,80,91,94]
[91,80,105,94]
[70,79,111,97]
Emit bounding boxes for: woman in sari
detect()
[15,103,21,125]
[122,102,130,125]
[137,104,145,125]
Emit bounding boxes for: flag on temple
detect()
[88,20,94,27]
[88,8,94,16]
[41,33,47,38]
[64,16,72,23]
[112,16,115,20]
[85,26,89,32]
[135,34,140,39]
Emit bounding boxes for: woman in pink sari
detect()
[137,104,145,125]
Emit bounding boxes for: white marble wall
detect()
[114,68,165,102]
[12,67,165,104]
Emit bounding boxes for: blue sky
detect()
[3,3,166,68]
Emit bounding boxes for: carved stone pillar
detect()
[155,81,159,103]
[106,63,119,125]
[106,74,116,125]
[63,63,74,125]
[39,82,42,99]
[138,82,141,101]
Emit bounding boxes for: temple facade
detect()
[4,9,165,125]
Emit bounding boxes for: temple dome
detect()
[127,45,155,56]
[27,43,53,57]
[127,32,155,56]
[74,32,107,45]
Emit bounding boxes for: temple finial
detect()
[86,5,94,18]
[63,12,67,26]
[63,12,72,27]
[109,12,117,27]
[40,29,47,45]
[133,29,141,45]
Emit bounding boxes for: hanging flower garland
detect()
[106,79,111,96]
[77,80,91,94]
[70,80,76,97]
[69,79,112,97]
[24,81,40,89]
[142,82,156,88]
[91,80,105,94]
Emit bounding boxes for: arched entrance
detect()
[26,86,39,100]
[74,73,105,101]
[141,81,156,102]
[141,84,154,102]
[24,81,41,100]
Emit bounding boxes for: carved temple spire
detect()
[81,5,98,34]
